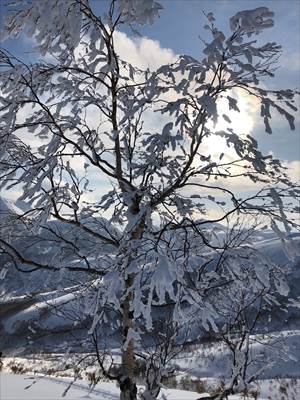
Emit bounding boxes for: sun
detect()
[203,91,259,160]
[216,92,256,134]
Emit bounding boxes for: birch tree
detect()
[0,1,299,399]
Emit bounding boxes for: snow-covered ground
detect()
[0,372,201,400]
[175,330,300,380]
[1,372,300,399]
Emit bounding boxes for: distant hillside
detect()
[0,197,299,355]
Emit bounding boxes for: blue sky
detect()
[1,0,299,170]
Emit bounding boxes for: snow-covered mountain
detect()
[0,197,299,356]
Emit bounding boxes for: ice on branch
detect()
[230,7,274,35]
[1,0,82,55]
[118,0,163,25]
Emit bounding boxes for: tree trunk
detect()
[119,273,138,400]
[119,210,145,400]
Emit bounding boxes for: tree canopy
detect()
[0,1,299,399]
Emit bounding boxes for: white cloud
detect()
[114,31,176,70]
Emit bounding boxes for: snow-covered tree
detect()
[202,220,292,398]
[0,1,299,399]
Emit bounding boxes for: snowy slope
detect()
[0,373,201,400]
[1,372,299,400]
